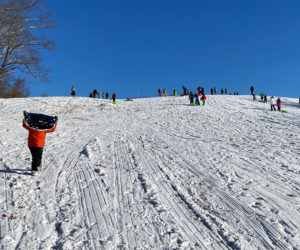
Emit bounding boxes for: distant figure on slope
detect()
[93,89,98,98]
[201,94,207,105]
[259,93,264,101]
[163,88,167,97]
[252,94,257,101]
[250,85,254,95]
[89,92,93,98]
[225,88,228,95]
[210,88,214,95]
[102,92,105,99]
[194,93,200,105]
[276,98,281,112]
[158,88,162,96]
[173,89,177,96]
[112,92,116,103]
[189,91,194,105]
[182,86,188,95]
[264,94,267,103]
[71,86,76,97]
[270,96,276,111]
[214,87,217,95]
[23,112,57,175]
[221,88,224,94]
[105,92,109,99]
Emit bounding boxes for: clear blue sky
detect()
[32,0,300,98]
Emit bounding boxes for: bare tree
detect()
[0,0,55,82]
[0,76,30,97]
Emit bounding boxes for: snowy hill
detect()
[0,95,299,249]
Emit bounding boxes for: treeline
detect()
[0,0,54,98]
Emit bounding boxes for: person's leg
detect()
[29,147,43,171]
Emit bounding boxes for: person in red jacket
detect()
[23,116,57,174]
[112,92,116,103]
[201,94,207,105]
[276,98,282,111]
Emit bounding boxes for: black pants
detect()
[271,105,276,111]
[29,147,43,171]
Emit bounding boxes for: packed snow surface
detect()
[0,95,299,249]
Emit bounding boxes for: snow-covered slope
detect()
[0,95,299,249]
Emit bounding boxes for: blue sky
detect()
[32,0,300,98]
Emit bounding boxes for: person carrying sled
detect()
[201,94,207,105]
[270,96,276,111]
[23,112,57,175]
[71,86,76,97]
[276,98,282,111]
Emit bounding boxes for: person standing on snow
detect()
[276,98,282,111]
[264,94,267,103]
[71,86,76,97]
[23,112,57,175]
[189,91,194,105]
[158,88,162,96]
[194,93,200,105]
[105,92,109,99]
[173,89,177,96]
[225,88,228,95]
[112,92,116,103]
[270,96,276,111]
[201,94,207,105]
[163,88,167,96]
[250,86,254,95]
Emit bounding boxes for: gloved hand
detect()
[23,111,28,117]
[54,116,58,123]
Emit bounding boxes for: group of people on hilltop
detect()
[71,87,116,102]
[251,85,282,111]
[158,88,168,97]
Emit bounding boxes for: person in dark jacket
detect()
[250,86,254,95]
[105,92,109,99]
[71,86,76,97]
[93,89,98,98]
[189,91,194,105]
[112,92,116,103]
[158,88,162,96]
[23,113,57,175]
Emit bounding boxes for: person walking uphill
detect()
[23,113,57,175]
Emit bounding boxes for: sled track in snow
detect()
[127,135,225,249]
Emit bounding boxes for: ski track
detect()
[0,95,299,249]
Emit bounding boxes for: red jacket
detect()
[23,120,56,148]
[201,95,206,100]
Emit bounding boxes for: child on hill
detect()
[276,98,281,111]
